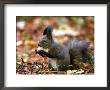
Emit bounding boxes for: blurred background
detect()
[16,16,94,74]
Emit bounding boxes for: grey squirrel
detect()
[36,25,93,71]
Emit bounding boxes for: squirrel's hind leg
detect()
[48,58,59,71]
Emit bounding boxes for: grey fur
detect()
[37,26,91,71]
[38,35,70,71]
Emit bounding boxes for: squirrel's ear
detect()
[43,25,53,35]
[43,25,53,40]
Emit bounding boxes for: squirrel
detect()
[35,25,93,71]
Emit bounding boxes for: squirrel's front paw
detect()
[37,50,47,57]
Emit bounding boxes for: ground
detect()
[16,16,94,75]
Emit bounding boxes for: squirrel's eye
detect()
[43,41,46,42]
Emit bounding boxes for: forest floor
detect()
[16,16,94,75]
